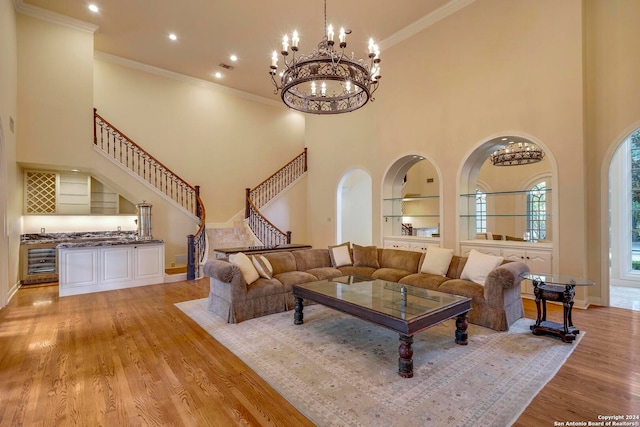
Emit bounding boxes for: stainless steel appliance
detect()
[21,243,58,284]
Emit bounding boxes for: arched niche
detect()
[382,155,441,242]
[458,134,559,273]
[337,168,372,245]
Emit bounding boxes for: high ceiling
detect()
[20,0,462,101]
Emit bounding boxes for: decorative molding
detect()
[380,0,476,50]
[94,51,283,109]
[14,0,98,33]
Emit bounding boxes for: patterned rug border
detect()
[176,298,582,427]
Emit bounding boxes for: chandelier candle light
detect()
[490,141,545,166]
[269,0,381,114]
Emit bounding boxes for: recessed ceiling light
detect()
[230,54,238,62]
[214,72,222,79]
[88,4,99,13]
[169,33,178,41]
[501,137,508,141]
[70,169,79,172]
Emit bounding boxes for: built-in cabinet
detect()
[24,170,136,215]
[59,243,164,296]
[460,240,552,297]
[383,236,440,252]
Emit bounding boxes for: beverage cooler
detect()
[20,243,58,284]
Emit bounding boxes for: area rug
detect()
[176,298,582,427]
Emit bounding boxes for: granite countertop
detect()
[20,231,164,248]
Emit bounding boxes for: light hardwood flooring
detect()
[0,279,638,426]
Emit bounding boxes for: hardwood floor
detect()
[0,280,638,426]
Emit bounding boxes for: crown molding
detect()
[14,0,98,33]
[94,52,284,109]
[380,0,476,50]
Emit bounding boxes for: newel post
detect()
[187,234,195,280]
[286,231,292,244]
[245,188,251,219]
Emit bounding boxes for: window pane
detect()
[527,182,546,240]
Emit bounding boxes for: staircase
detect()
[93,109,206,279]
[245,148,307,246]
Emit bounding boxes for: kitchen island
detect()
[22,231,165,297]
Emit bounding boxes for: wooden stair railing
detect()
[246,148,307,245]
[93,109,206,279]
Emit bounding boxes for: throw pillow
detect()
[252,255,273,279]
[460,249,504,286]
[352,244,380,268]
[420,246,454,276]
[328,242,353,268]
[229,252,260,285]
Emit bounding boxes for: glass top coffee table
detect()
[520,273,596,343]
[292,276,472,378]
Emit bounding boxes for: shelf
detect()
[384,215,440,218]
[460,214,552,218]
[383,195,439,201]
[460,189,552,197]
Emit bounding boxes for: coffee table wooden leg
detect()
[294,296,304,325]
[398,334,414,378]
[455,313,469,345]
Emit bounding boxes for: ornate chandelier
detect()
[490,141,545,166]
[269,0,381,114]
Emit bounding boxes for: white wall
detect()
[14,13,308,265]
[0,0,19,308]
[306,0,585,283]
[584,0,640,304]
[93,57,306,223]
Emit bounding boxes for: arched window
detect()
[527,182,547,240]
[475,189,486,233]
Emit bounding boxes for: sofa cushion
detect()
[352,244,380,269]
[398,273,451,291]
[274,271,320,291]
[263,252,298,275]
[293,249,332,271]
[438,278,486,304]
[379,249,422,273]
[245,278,286,299]
[338,265,377,278]
[328,242,353,267]
[252,255,273,279]
[229,252,260,285]
[305,267,344,280]
[461,250,504,285]
[372,268,415,283]
[420,246,454,276]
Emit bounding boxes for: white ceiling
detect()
[20,0,469,101]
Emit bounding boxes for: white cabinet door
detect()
[134,244,164,281]
[383,238,410,250]
[524,249,552,273]
[501,248,527,263]
[59,248,99,289]
[460,245,502,257]
[100,246,134,285]
[502,248,552,296]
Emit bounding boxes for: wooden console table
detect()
[213,243,311,259]
[520,273,595,343]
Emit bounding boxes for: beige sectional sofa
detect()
[203,246,529,331]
